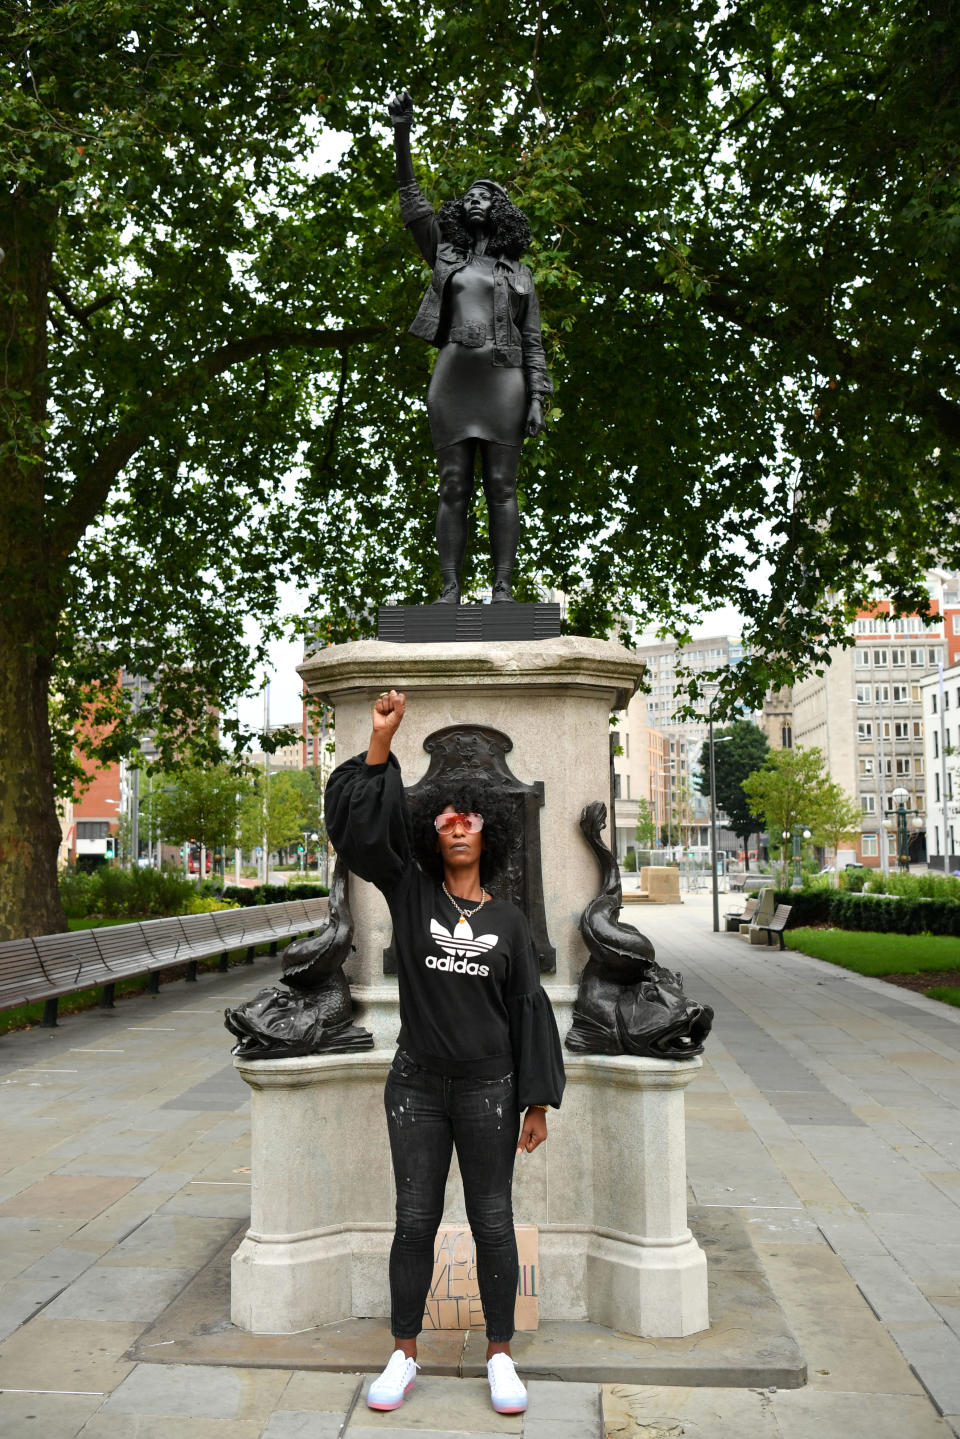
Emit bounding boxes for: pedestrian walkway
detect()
[0,895,958,1436]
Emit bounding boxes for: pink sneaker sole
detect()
[367,1378,416,1411]
[492,1399,528,1414]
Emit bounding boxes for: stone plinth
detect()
[297,635,644,989]
[231,1049,708,1339]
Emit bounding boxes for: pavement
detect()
[1,891,960,1437]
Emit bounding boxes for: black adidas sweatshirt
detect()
[325,753,565,1110]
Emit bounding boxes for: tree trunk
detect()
[0,197,68,939]
[0,617,68,939]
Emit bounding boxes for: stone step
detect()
[344,1375,604,1437]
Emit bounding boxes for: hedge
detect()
[773,889,832,927]
[774,887,960,937]
[220,882,329,907]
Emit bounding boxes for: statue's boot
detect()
[491,573,513,603]
[433,575,461,604]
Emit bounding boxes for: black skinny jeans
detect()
[384,1050,520,1342]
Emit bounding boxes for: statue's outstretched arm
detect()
[386,90,436,265]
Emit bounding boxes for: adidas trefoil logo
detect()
[426,917,498,976]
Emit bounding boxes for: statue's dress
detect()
[426,254,527,451]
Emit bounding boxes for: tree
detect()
[145,766,248,879]
[810,783,862,886]
[697,722,770,870]
[240,770,312,864]
[3,0,960,937]
[634,799,657,851]
[741,747,834,888]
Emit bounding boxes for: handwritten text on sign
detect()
[422,1224,539,1331]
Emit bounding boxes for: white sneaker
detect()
[366,1349,419,1411]
[487,1352,528,1414]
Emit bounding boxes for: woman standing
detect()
[325,690,565,1415]
[387,91,553,604]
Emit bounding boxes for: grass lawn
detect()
[785,927,960,1009]
[785,928,960,975]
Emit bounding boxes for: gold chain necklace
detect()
[442,882,487,922]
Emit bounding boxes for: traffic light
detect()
[297,845,305,854]
[105,836,116,859]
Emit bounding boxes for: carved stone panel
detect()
[383,723,556,974]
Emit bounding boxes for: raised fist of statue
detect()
[387,90,414,127]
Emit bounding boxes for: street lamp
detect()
[707,725,734,933]
[310,831,320,880]
[781,825,812,890]
[886,786,923,872]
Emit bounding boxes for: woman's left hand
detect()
[524,398,546,438]
[517,1107,548,1154]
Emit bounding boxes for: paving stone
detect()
[757,1244,924,1394]
[522,1378,600,1423]
[157,1185,253,1219]
[0,1317,143,1391]
[96,1213,239,1271]
[887,1320,960,1414]
[261,1414,345,1439]
[601,1381,779,1438]
[279,1370,364,1409]
[772,1387,952,1438]
[43,1264,194,1322]
[347,1431,512,1439]
[0,1174,138,1223]
[77,1417,263,1438]
[356,1376,522,1432]
[843,1255,944,1325]
[100,1361,289,1420]
[0,1389,102,1439]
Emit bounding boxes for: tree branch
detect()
[52,323,389,558]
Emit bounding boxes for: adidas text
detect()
[425,955,490,977]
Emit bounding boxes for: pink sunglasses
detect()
[434,811,484,835]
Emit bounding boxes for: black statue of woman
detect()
[387,91,553,604]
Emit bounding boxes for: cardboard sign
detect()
[421,1224,539,1331]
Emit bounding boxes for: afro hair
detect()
[436,193,533,260]
[408,777,518,890]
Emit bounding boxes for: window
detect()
[915,757,924,775]
[876,684,890,703]
[929,648,941,665]
[856,684,872,704]
[892,684,910,703]
[859,758,875,776]
[781,724,792,748]
[891,648,906,667]
[953,615,960,634]
[614,773,622,799]
[861,794,876,814]
[912,685,922,703]
[856,650,870,668]
[873,649,888,666]
[861,834,879,857]
[935,774,941,801]
[881,720,892,739]
[946,691,952,710]
[932,693,938,714]
[888,833,897,856]
[910,648,925,667]
[914,721,924,739]
[896,757,912,775]
[858,721,873,740]
[934,732,939,758]
[76,821,110,840]
[894,720,910,739]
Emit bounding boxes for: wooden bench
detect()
[0,898,329,1029]
[724,896,758,932]
[753,903,792,949]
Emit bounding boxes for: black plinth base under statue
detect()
[378,603,561,644]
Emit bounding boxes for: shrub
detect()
[220,882,328,907]
[773,889,831,927]
[59,866,211,919]
[827,891,960,936]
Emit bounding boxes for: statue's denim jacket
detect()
[399,181,553,400]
